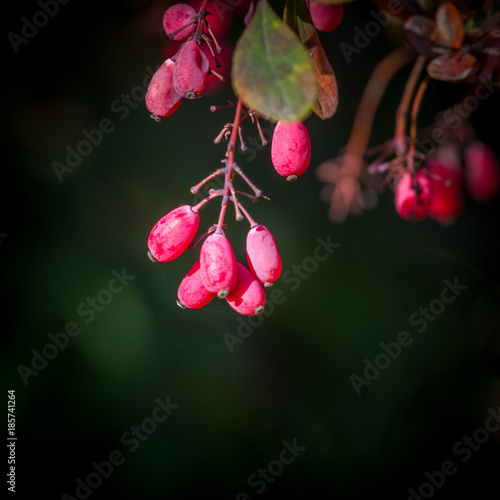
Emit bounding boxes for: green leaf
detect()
[231,0,317,123]
[284,0,338,119]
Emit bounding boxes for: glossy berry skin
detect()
[146,59,182,118]
[426,158,464,223]
[226,263,266,316]
[271,121,311,179]
[148,205,199,262]
[246,225,282,286]
[394,171,432,221]
[177,260,216,309]
[306,2,343,31]
[163,3,197,41]
[173,41,210,99]
[200,232,237,298]
[464,141,500,202]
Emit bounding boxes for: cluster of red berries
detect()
[395,140,500,223]
[147,205,282,316]
[145,3,224,119]
[144,1,342,316]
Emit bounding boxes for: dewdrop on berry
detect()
[200,231,237,298]
[148,205,200,262]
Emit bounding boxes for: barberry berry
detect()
[146,58,182,118]
[173,40,210,98]
[200,231,237,298]
[177,259,216,309]
[426,157,464,223]
[306,2,344,32]
[226,262,266,316]
[394,171,432,221]
[148,205,200,262]
[163,3,197,41]
[246,225,282,286]
[271,121,311,180]
[464,141,500,202]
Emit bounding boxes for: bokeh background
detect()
[3,0,500,498]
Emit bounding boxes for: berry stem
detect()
[408,74,430,163]
[216,97,244,232]
[190,167,226,194]
[394,55,426,155]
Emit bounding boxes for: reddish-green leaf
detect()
[232,0,317,122]
[284,0,338,119]
[427,51,479,82]
[404,15,442,58]
[435,3,464,50]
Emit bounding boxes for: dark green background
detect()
[4,0,500,498]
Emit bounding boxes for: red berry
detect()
[463,141,500,202]
[163,3,197,41]
[173,41,210,99]
[177,259,216,309]
[394,171,432,221]
[226,263,266,316]
[146,58,182,118]
[246,225,282,286]
[271,121,311,180]
[426,156,464,223]
[306,2,343,31]
[148,205,200,262]
[200,232,237,298]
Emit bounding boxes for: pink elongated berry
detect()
[148,205,200,262]
[271,121,311,180]
[226,262,266,316]
[200,232,237,298]
[426,156,464,223]
[394,171,432,221]
[173,41,210,99]
[163,3,197,41]
[246,225,282,287]
[306,2,343,31]
[177,259,216,309]
[146,58,182,118]
[463,141,500,201]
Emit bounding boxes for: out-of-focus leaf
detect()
[284,0,338,119]
[435,3,464,49]
[404,15,446,58]
[232,0,317,122]
[427,51,479,82]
